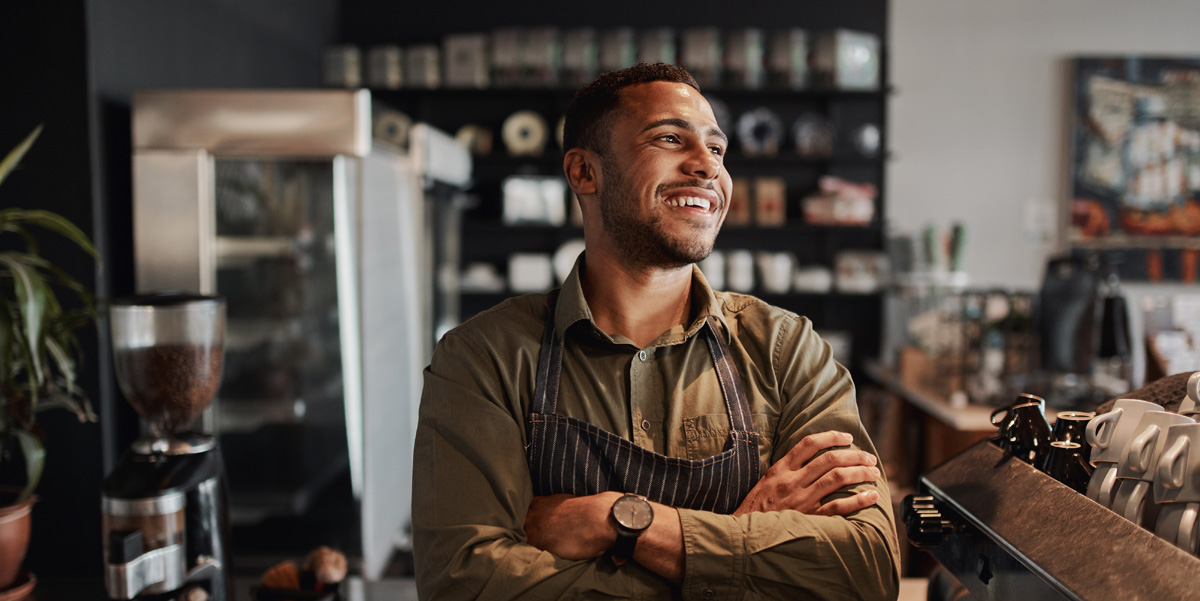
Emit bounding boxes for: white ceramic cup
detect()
[1155,502,1200,555]
[1117,410,1195,481]
[1154,423,1200,504]
[1087,462,1120,507]
[1085,399,1164,465]
[756,251,794,294]
[727,250,755,293]
[1112,478,1159,527]
[698,251,726,290]
[1111,411,1194,528]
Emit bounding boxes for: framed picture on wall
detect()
[1068,56,1200,282]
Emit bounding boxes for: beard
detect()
[597,157,721,269]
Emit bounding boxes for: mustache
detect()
[657,180,720,198]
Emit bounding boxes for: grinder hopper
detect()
[110,294,224,446]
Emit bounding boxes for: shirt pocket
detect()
[682,413,778,464]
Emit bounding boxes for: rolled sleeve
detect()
[678,508,745,600]
[678,504,897,601]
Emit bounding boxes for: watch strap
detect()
[609,527,638,561]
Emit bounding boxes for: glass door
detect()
[210,158,358,556]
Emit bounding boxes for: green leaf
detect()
[0,220,39,256]
[0,253,47,391]
[0,126,42,190]
[0,209,97,262]
[43,338,76,394]
[12,430,44,503]
[0,297,11,383]
[36,392,94,422]
[21,256,96,313]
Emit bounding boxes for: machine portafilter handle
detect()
[901,494,959,548]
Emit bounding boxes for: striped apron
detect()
[526,311,761,514]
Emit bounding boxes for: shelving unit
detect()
[342,1,890,372]
[370,80,887,370]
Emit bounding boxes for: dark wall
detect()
[87,0,339,461]
[1,1,105,581]
[1,0,337,578]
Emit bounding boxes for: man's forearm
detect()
[678,500,900,600]
[633,502,684,580]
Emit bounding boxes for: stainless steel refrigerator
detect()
[130,89,470,577]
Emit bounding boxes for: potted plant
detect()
[0,125,98,589]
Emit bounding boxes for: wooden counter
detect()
[863,359,1059,477]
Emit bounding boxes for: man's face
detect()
[593,81,732,269]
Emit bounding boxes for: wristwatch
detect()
[609,493,654,561]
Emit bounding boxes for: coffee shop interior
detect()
[6,0,1200,599]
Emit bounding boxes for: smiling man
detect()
[413,63,900,600]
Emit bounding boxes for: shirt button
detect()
[638,350,647,361]
[641,419,651,431]
[703,590,715,599]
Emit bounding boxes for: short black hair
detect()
[562,63,700,156]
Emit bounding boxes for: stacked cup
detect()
[990,393,1052,465]
[1109,409,1195,527]
[1153,422,1200,554]
[1150,376,1200,554]
[1085,399,1163,508]
[1037,411,1095,494]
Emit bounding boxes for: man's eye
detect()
[710,146,725,156]
[658,134,680,143]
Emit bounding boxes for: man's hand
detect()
[734,431,880,517]
[524,491,623,560]
[525,492,685,579]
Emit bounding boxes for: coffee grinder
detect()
[102,294,232,601]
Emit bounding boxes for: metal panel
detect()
[358,148,424,579]
[132,90,371,157]
[920,440,1200,600]
[132,150,214,295]
[332,155,365,504]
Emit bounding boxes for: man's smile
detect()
[659,184,721,215]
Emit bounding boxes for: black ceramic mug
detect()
[1038,441,1094,494]
[1052,411,1096,463]
[991,393,1052,464]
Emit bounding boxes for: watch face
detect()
[613,495,653,530]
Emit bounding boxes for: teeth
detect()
[666,196,712,211]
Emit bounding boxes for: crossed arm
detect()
[413,320,900,600]
[524,430,882,580]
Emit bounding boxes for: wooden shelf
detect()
[371,85,891,100]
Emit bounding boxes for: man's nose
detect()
[683,145,721,180]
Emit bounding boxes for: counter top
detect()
[25,575,418,601]
[864,359,1058,432]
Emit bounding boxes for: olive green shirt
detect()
[413,260,900,600]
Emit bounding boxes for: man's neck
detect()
[580,251,693,349]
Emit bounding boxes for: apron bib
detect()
[526,310,761,514]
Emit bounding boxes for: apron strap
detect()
[704,316,754,433]
[531,307,563,415]
[533,306,754,435]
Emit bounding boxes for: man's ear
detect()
[563,148,598,196]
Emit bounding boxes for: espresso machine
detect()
[102,294,233,601]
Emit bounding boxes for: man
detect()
[413,63,900,600]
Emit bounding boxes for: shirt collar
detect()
[554,253,731,346]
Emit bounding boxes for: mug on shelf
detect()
[1087,463,1120,508]
[1117,410,1195,481]
[1110,411,1195,528]
[1085,398,1163,465]
[1052,411,1095,447]
[990,394,1051,464]
[1155,502,1200,556]
[1154,423,1200,505]
[1037,441,1093,494]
